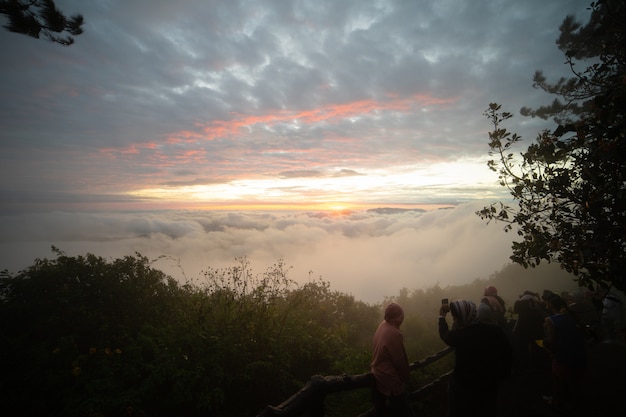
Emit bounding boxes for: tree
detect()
[0,0,84,45]
[0,251,381,417]
[477,0,626,292]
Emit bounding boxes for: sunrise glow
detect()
[1,0,588,216]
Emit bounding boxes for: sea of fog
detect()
[0,201,525,303]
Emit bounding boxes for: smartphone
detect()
[441,298,449,312]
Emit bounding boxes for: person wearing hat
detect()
[439,300,512,417]
[371,302,415,417]
[478,285,507,327]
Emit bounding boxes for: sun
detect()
[316,202,358,215]
[326,203,349,211]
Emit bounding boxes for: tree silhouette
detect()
[0,0,83,46]
[477,0,626,292]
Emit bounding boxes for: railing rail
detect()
[256,346,453,417]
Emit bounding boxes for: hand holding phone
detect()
[441,298,449,313]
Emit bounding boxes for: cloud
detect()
[278,170,324,179]
[332,169,364,177]
[0,0,592,210]
[159,178,229,187]
[0,1,593,300]
[0,201,517,303]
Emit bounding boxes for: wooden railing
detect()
[256,346,454,417]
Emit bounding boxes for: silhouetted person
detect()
[439,300,512,417]
[477,285,506,327]
[543,294,587,414]
[541,289,556,309]
[595,284,624,342]
[371,303,415,417]
[512,291,546,372]
[565,290,602,344]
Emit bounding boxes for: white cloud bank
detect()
[0,201,516,303]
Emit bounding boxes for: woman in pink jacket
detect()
[371,302,415,417]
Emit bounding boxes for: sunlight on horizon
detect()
[127,159,498,210]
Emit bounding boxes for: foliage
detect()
[520,0,625,125]
[0,251,381,417]
[477,0,626,292]
[0,248,593,417]
[0,0,84,45]
[0,248,185,416]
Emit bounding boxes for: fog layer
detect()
[0,201,518,303]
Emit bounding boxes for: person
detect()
[566,290,603,344]
[543,294,587,414]
[371,302,415,417]
[596,285,623,342]
[477,285,506,327]
[439,300,512,417]
[511,291,547,372]
[602,293,623,342]
[541,289,556,309]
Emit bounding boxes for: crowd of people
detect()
[369,284,624,417]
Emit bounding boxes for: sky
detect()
[0,0,592,302]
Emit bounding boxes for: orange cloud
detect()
[97,94,457,159]
[194,94,457,141]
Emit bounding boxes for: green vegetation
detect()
[0,249,378,417]
[0,248,586,417]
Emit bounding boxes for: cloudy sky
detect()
[0,0,591,302]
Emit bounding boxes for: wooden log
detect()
[256,347,454,417]
[256,374,374,417]
[409,346,453,371]
[356,370,453,417]
[319,373,375,394]
[409,370,453,401]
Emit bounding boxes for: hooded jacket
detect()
[439,300,512,387]
[371,303,410,396]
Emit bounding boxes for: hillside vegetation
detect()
[0,249,588,417]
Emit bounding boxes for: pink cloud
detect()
[95,94,457,167]
[194,94,457,141]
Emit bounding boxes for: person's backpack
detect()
[481,297,507,327]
